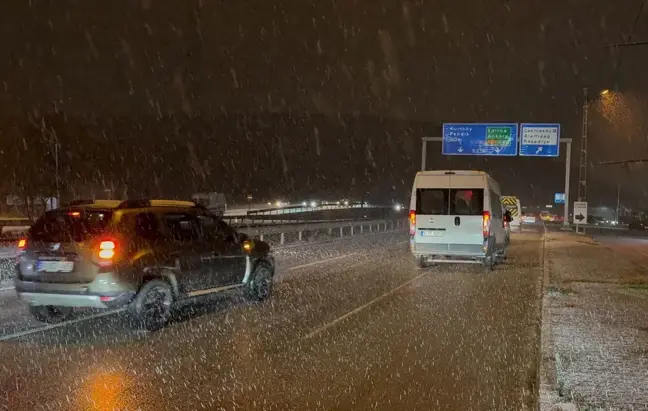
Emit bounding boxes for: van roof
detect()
[416,170,488,177]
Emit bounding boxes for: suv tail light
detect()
[409,210,416,235]
[98,240,116,260]
[17,238,27,250]
[482,211,491,239]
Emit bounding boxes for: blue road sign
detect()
[442,123,518,156]
[519,123,561,157]
[554,193,565,204]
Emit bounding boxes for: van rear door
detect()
[414,174,485,253]
[447,187,485,247]
[414,188,453,246]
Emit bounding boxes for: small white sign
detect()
[573,201,588,225]
[520,126,559,146]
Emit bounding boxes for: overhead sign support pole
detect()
[561,138,572,229]
[421,135,573,230]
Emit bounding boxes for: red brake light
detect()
[17,238,27,249]
[409,210,416,235]
[98,240,116,260]
[482,211,491,238]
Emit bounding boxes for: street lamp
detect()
[577,88,612,202]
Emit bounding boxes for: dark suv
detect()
[14,199,275,330]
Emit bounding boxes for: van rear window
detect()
[29,209,113,242]
[416,189,484,215]
[416,189,448,215]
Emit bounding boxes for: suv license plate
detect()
[36,261,74,273]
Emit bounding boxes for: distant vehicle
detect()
[14,199,274,331]
[0,217,32,241]
[539,211,552,222]
[522,213,538,224]
[192,192,227,217]
[501,196,522,232]
[408,170,510,270]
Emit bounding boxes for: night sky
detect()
[1,0,648,207]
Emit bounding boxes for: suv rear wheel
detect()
[246,263,273,301]
[29,305,72,324]
[129,279,174,331]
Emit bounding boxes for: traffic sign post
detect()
[442,123,518,156]
[421,132,573,229]
[519,124,561,157]
[573,201,588,232]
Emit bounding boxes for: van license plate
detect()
[420,230,443,237]
[36,261,74,273]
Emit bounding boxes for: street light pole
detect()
[577,87,589,202]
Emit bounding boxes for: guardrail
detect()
[239,218,405,245]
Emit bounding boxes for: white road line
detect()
[302,271,429,339]
[289,253,359,271]
[0,308,126,341]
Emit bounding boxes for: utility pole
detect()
[616,183,621,222]
[577,87,589,202]
[54,140,60,206]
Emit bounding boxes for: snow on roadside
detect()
[540,231,648,410]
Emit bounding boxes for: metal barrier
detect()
[239,218,406,245]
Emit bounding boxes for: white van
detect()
[408,170,510,270]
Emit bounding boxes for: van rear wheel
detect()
[483,255,495,271]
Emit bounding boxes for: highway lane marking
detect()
[0,308,126,342]
[302,271,429,340]
[289,253,359,271]
[287,240,407,271]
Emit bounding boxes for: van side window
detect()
[450,189,484,215]
[490,191,503,219]
[416,189,448,215]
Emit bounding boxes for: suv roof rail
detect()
[116,199,199,209]
[66,199,123,207]
[67,199,95,206]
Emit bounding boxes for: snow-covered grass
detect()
[540,231,648,410]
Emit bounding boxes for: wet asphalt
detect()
[0,227,545,411]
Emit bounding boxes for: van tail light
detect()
[17,238,27,250]
[482,211,491,239]
[409,210,416,235]
[98,240,116,261]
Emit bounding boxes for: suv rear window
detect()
[416,189,484,215]
[29,209,113,242]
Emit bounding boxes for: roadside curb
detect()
[536,228,550,410]
[538,231,579,411]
